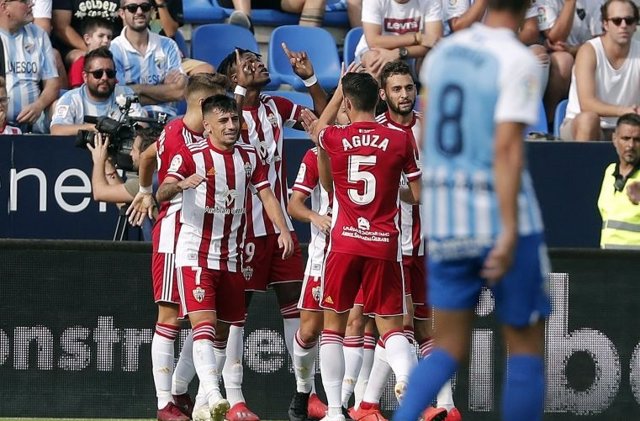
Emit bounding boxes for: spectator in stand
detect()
[148,0,215,75]
[0,77,21,135]
[560,0,640,141]
[51,0,121,67]
[50,47,145,135]
[68,18,114,89]
[354,0,443,78]
[222,0,328,31]
[538,0,605,126]
[0,0,60,134]
[110,0,186,119]
[598,113,640,248]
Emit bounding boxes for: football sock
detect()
[320,329,345,417]
[502,355,544,421]
[223,324,245,406]
[294,329,318,393]
[362,342,391,405]
[341,335,364,407]
[192,322,223,406]
[152,323,179,409]
[354,333,376,408]
[172,330,195,395]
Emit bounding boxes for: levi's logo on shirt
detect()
[384,17,421,34]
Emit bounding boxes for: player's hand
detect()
[235,48,256,88]
[126,191,157,225]
[310,213,331,234]
[281,42,315,80]
[300,108,319,140]
[480,232,516,285]
[178,174,205,190]
[86,132,110,164]
[16,102,44,124]
[627,181,640,205]
[278,230,294,259]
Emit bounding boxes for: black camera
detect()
[75,96,167,171]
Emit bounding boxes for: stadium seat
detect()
[553,99,569,138]
[343,26,363,65]
[173,29,189,58]
[191,24,259,69]
[183,0,226,24]
[212,0,348,27]
[526,101,548,136]
[268,26,341,91]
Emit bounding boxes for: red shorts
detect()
[403,255,430,319]
[176,267,246,324]
[152,225,180,304]
[354,287,364,306]
[321,251,406,316]
[298,275,323,311]
[243,233,304,292]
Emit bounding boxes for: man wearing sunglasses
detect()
[110,0,186,119]
[50,46,145,135]
[560,0,640,141]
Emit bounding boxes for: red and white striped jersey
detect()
[239,94,302,237]
[376,111,425,257]
[0,124,21,134]
[155,118,205,253]
[292,147,332,277]
[167,140,270,271]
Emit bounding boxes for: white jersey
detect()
[292,148,331,277]
[443,0,539,35]
[354,0,442,59]
[376,111,425,257]
[0,23,58,133]
[537,0,604,46]
[421,23,544,259]
[565,37,640,128]
[110,28,184,118]
[50,84,146,127]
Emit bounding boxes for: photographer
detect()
[50,46,146,136]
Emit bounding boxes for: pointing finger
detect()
[281,42,293,57]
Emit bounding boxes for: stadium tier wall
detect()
[0,240,638,419]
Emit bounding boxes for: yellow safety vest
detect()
[598,163,640,249]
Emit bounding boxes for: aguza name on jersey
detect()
[342,134,389,151]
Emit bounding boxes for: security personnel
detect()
[598,113,640,248]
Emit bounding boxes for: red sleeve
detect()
[166,146,195,181]
[250,154,270,192]
[68,57,85,89]
[318,125,341,153]
[402,133,422,182]
[292,148,319,195]
[272,96,302,128]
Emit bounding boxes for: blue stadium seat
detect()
[526,101,548,135]
[553,99,569,138]
[343,26,363,65]
[268,26,341,91]
[173,29,189,58]
[183,0,226,24]
[191,24,259,69]
[212,0,348,27]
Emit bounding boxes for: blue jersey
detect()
[50,85,146,127]
[420,23,544,260]
[0,23,58,133]
[110,28,184,118]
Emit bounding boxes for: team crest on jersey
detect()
[358,217,370,231]
[55,105,69,119]
[312,286,321,303]
[448,0,457,6]
[244,162,253,178]
[242,265,254,280]
[193,287,205,303]
[155,52,167,69]
[168,155,182,173]
[24,42,35,54]
[267,114,278,127]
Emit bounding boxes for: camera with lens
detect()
[75,95,167,171]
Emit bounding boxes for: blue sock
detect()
[502,354,545,421]
[393,348,458,421]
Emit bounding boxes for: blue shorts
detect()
[428,233,551,327]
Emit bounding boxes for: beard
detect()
[88,83,113,100]
[387,100,415,116]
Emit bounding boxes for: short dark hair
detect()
[616,113,640,129]
[601,0,639,22]
[487,0,530,14]
[217,48,261,80]
[202,94,238,116]
[135,126,158,152]
[84,46,114,71]
[342,72,379,112]
[186,73,229,98]
[380,60,413,89]
[81,18,114,37]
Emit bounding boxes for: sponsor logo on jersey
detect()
[207,167,216,177]
[9,61,39,74]
[324,296,334,304]
[358,217,370,231]
[193,287,205,303]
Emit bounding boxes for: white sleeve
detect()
[32,0,52,19]
[423,0,443,23]
[361,0,384,25]
[444,0,471,21]
[495,52,541,125]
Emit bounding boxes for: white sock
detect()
[281,307,300,363]
[152,323,179,409]
[320,330,344,417]
[362,343,391,405]
[341,336,364,407]
[383,331,416,386]
[192,323,222,407]
[223,325,245,406]
[172,330,195,395]
[354,336,375,408]
[294,329,318,393]
[195,381,208,409]
[436,379,455,412]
